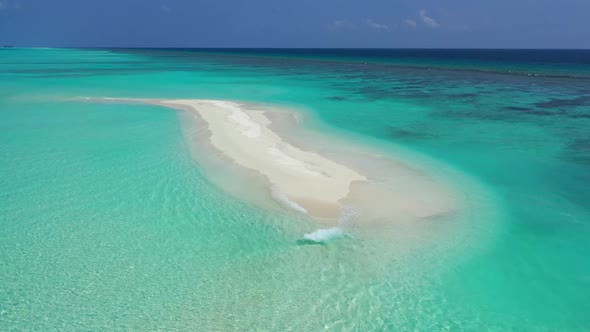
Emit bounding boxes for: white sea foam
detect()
[300,207,359,243]
[270,186,307,214]
[302,227,345,242]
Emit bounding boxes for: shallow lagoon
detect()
[1,48,589,330]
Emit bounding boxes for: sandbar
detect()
[79,97,456,223]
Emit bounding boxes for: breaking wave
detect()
[302,227,345,243]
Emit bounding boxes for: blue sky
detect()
[1,0,589,48]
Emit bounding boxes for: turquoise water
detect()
[1,48,589,330]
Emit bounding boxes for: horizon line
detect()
[3,46,590,51]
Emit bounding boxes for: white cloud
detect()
[402,19,417,29]
[160,4,171,13]
[366,19,389,30]
[327,19,356,31]
[419,10,440,28]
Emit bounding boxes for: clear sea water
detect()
[1,48,589,330]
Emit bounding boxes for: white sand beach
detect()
[164,99,367,218]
